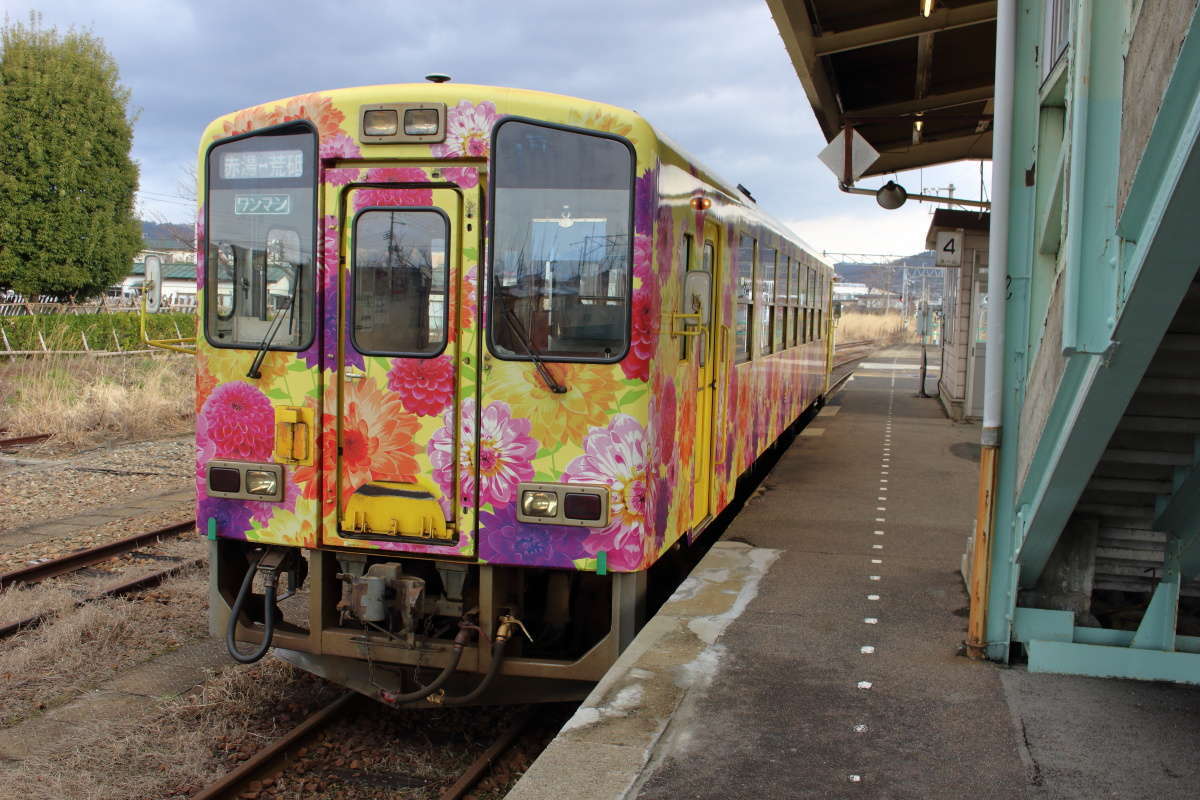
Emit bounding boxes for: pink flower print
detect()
[320,134,361,185]
[197,381,274,461]
[432,101,497,159]
[562,414,649,550]
[355,167,433,209]
[387,355,454,417]
[622,258,659,381]
[440,167,479,188]
[428,399,538,509]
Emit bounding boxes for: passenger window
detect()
[352,208,449,356]
[680,233,693,361]
[736,235,754,362]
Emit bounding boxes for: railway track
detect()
[0,519,199,640]
[191,693,540,799]
[832,338,877,369]
[0,432,51,449]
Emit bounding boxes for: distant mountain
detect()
[141,220,194,251]
[834,250,940,298]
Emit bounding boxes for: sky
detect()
[5,0,991,261]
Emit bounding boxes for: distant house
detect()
[833,281,901,311]
[116,261,198,307]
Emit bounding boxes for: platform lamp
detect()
[875,181,908,210]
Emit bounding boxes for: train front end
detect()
[197,86,665,704]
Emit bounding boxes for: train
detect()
[195,81,834,705]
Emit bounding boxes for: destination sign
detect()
[222,149,303,180]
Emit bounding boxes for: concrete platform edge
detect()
[507,541,781,800]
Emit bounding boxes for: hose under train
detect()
[226,551,276,664]
[379,618,515,706]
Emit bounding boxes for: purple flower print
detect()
[478,503,589,568]
[198,495,254,540]
[634,167,657,237]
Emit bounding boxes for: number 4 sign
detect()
[935,230,963,266]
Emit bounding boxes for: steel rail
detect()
[0,556,205,640]
[0,520,196,590]
[190,691,358,800]
[0,433,51,448]
[439,709,537,800]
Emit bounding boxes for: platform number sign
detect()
[935,230,963,267]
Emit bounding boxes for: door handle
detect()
[344,366,367,381]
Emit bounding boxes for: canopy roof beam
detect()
[811,1,998,56]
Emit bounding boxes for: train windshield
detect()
[489,120,633,361]
[204,125,316,351]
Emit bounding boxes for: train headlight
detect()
[206,461,284,502]
[245,470,279,497]
[404,108,440,136]
[363,109,398,137]
[521,490,559,518]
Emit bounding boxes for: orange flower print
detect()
[337,378,422,506]
[222,93,345,139]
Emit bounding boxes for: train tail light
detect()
[563,492,602,521]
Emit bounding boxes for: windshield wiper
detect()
[502,305,568,394]
[247,265,298,379]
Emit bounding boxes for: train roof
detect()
[205,82,829,268]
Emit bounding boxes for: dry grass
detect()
[0,658,342,800]
[0,349,192,448]
[0,537,206,630]
[834,312,913,345]
[0,566,208,727]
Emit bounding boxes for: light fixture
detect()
[914,119,924,133]
[876,181,908,210]
[363,109,398,137]
[521,490,559,518]
[403,108,440,136]
[921,0,935,18]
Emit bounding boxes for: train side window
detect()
[680,232,693,361]
[351,208,449,356]
[773,253,786,353]
[736,235,754,362]
[788,256,800,348]
[758,246,776,356]
[808,267,817,342]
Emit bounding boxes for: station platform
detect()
[509,345,1200,799]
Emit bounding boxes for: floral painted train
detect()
[196,81,833,703]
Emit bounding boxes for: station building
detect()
[770,0,1200,682]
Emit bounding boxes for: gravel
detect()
[0,435,194,557]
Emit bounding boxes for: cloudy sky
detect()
[8,0,990,260]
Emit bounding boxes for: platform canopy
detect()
[766,0,996,177]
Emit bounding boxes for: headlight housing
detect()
[206,461,284,502]
[245,469,279,497]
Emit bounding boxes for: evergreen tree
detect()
[0,14,141,300]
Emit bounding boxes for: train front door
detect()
[328,177,480,555]
[688,223,720,530]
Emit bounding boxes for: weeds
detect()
[834,312,913,346]
[0,351,192,446]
